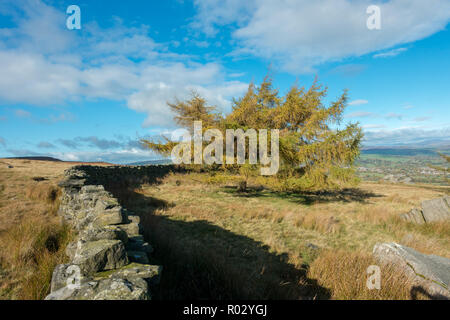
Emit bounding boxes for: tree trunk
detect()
[237,180,247,192]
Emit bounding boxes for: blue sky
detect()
[0,0,449,163]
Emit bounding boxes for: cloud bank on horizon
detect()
[0,0,449,163]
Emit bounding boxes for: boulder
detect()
[45,278,150,300]
[400,196,450,224]
[50,264,91,293]
[80,185,105,194]
[92,207,124,227]
[65,241,78,260]
[421,196,450,223]
[79,225,128,244]
[93,278,150,300]
[400,208,425,224]
[373,242,450,299]
[72,239,128,274]
[95,262,162,286]
[118,222,141,237]
[94,196,120,211]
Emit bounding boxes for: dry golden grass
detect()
[0,220,72,299]
[0,159,114,299]
[0,159,85,299]
[307,250,417,300]
[1,160,448,300]
[119,171,449,300]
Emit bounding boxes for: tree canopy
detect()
[142,76,363,190]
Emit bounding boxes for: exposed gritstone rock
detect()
[400,196,450,224]
[50,264,91,293]
[373,242,450,299]
[421,196,450,223]
[72,239,128,274]
[400,208,425,224]
[79,225,128,243]
[45,278,150,300]
[95,262,162,286]
[118,222,141,237]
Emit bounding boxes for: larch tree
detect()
[142,76,363,191]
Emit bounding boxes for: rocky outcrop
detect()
[46,276,150,300]
[44,165,177,300]
[373,243,450,299]
[46,263,161,300]
[400,196,450,224]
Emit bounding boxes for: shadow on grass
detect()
[110,188,331,300]
[222,186,382,205]
[410,285,449,300]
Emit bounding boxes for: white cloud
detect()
[349,99,368,106]
[363,127,450,146]
[385,112,403,120]
[362,124,385,129]
[37,141,55,149]
[12,107,74,124]
[412,116,431,122]
[5,148,41,157]
[0,51,81,104]
[347,111,374,118]
[3,148,115,162]
[51,148,160,164]
[193,0,450,73]
[373,47,408,58]
[190,0,256,36]
[0,0,248,127]
[328,64,366,77]
[15,109,31,118]
[0,0,76,54]
[83,22,160,60]
[10,134,163,163]
[126,64,248,127]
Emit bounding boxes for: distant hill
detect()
[2,157,112,166]
[361,148,440,157]
[5,156,63,162]
[126,159,172,166]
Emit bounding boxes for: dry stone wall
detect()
[45,164,182,300]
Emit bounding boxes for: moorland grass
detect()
[115,172,449,300]
[0,159,77,299]
[1,160,448,300]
